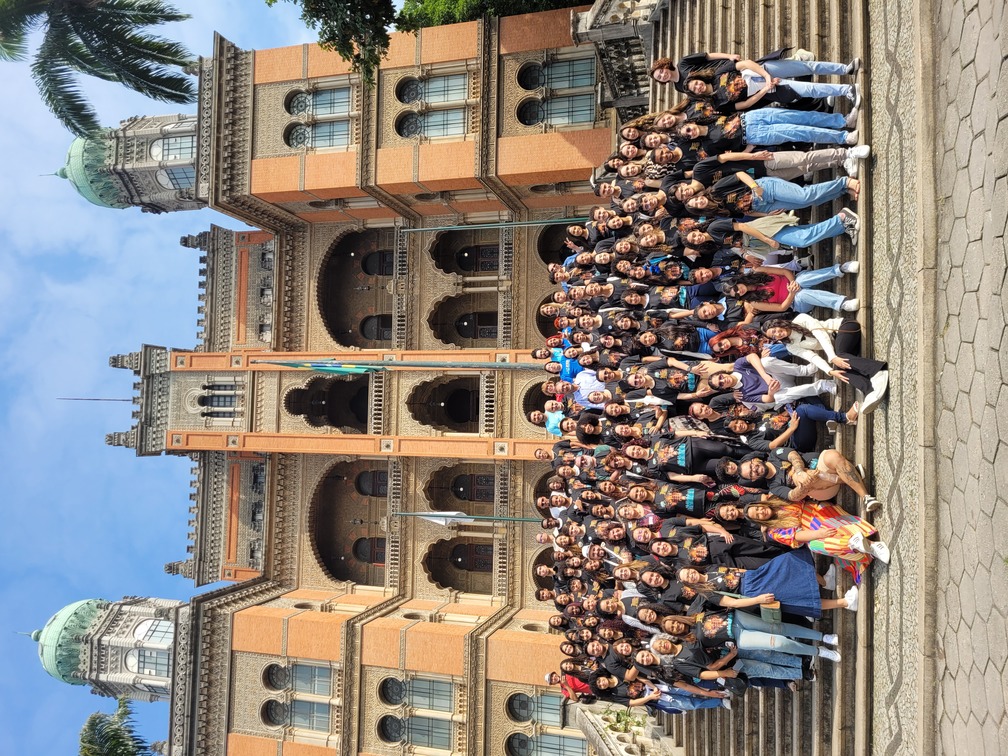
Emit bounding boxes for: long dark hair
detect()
[717,272,776,302]
[761,317,813,340]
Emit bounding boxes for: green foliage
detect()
[78,697,153,756]
[396,0,586,30]
[266,0,396,86]
[0,0,196,136]
[264,0,585,84]
[603,704,648,733]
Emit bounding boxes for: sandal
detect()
[847,178,861,201]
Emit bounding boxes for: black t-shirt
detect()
[673,52,716,92]
[701,115,746,153]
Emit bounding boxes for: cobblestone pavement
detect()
[929,0,1008,753]
[867,0,1008,752]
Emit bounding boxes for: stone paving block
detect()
[983,666,1006,721]
[960,8,982,59]
[981,718,1003,756]
[959,294,981,341]
[955,343,976,390]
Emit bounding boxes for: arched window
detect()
[355,470,388,497]
[378,715,452,748]
[352,537,386,565]
[360,314,393,342]
[450,542,494,572]
[361,250,394,276]
[454,312,498,340]
[515,57,596,128]
[396,74,467,104]
[124,648,170,677]
[155,166,195,190]
[454,245,500,273]
[379,677,453,710]
[286,121,350,149]
[507,733,586,756]
[149,135,195,161]
[397,109,466,138]
[451,473,494,502]
[285,87,353,150]
[133,619,174,644]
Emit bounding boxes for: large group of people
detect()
[537,47,891,715]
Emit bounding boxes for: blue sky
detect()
[0,3,315,752]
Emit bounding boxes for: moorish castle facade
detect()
[31,3,666,755]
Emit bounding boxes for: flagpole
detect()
[394,512,541,523]
[397,218,589,233]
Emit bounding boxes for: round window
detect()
[288,92,312,115]
[286,125,311,148]
[507,733,534,756]
[379,677,407,705]
[396,113,424,138]
[506,693,535,722]
[396,78,424,104]
[262,700,288,727]
[517,63,545,90]
[517,100,545,126]
[264,664,289,690]
[378,715,406,742]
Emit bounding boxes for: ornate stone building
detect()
[30,6,668,756]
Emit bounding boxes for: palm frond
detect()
[0,0,46,60]
[78,698,152,756]
[31,47,101,136]
[87,0,190,27]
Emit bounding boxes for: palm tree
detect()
[0,0,196,136]
[78,697,153,756]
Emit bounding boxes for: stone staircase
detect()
[642,2,870,755]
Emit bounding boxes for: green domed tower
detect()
[31,597,185,703]
[57,113,205,214]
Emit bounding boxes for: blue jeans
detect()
[792,264,847,312]
[744,109,848,146]
[751,176,850,212]
[763,59,851,78]
[736,649,803,680]
[772,214,845,248]
[731,609,824,656]
[748,74,853,100]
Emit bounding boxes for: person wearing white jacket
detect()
[761,315,889,413]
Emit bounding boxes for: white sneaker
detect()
[818,647,842,662]
[870,540,891,564]
[841,260,860,274]
[848,532,867,553]
[863,494,882,512]
[840,207,861,245]
[845,107,859,129]
[861,370,889,413]
[843,585,859,612]
[721,697,732,710]
[841,298,861,312]
[848,84,862,109]
[845,129,860,146]
[843,155,859,177]
[819,379,839,396]
[849,144,871,160]
[823,564,837,591]
[822,633,840,646]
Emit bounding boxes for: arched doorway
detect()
[521,382,548,425]
[423,537,494,593]
[427,293,499,347]
[309,461,388,585]
[283,375,370,431]
[537,223,569,266]
[423,464,495,512]
[407,377,481,433]
[428,229,501,275]
[318,229,396,347]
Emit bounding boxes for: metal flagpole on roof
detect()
[250,359,544,373]
[395,511,541,525]
[396,218,590,233]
